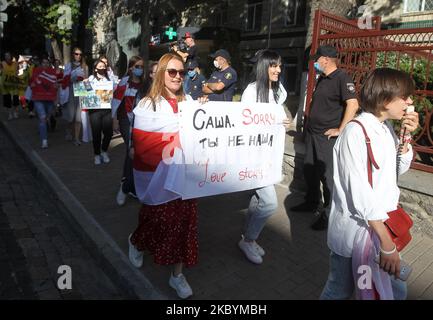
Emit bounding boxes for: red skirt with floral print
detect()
[130,198,198,267]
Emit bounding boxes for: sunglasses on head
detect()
[166,68,185,78]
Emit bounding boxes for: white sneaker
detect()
[238,237,263,264]
[116,183,127,206]
[13,111,19,119]
[253,241,265,256]
[101,152,110,163]
[94,155,102,165]
[8,112,13,120]
[128,234,143,268]
[41,139,48,149]
[169,273,193,299]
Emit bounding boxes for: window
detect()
[245,1,263,31]
[285,0,307,26]
[404,0,433,13]
[213,1,229,26]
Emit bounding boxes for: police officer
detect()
[202,49,237,101]
[184,60,206,100]
[291,45,359,230]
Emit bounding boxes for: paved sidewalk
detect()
[2,109,433,300]
[0,127,122,299]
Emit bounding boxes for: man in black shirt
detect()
[291,45,359,230]
[173,32,198,65]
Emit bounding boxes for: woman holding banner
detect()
[239,49,290,264]
[83,59,114,165]
[60,47,88,146]
[128,53,206,299]
[1,52,20,120]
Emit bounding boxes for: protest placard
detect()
[79,80,113,109]
[164,101,287,199]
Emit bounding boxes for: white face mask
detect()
[213,60,220,69]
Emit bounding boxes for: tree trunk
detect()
[305,0,356,48]
[139,0,151,71]
[63,43,71,65]
[50,38,63,63]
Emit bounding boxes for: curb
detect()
[0,118,166,300]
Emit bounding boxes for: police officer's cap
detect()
[186,60,199,70]
[210,49,231,62]
[310,45,338,61]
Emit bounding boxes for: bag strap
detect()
[351,120,380,187]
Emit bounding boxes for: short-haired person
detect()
[321,68,419,299]
[202,49,238,101]
[183,60,205,100]
[239,49,290,264]
[291,45,359,230]
[173,32,197,64]
[128,53,207,299]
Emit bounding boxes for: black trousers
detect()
[118,116,136,195]
[3,94,19,108]
[89,109,113,155]
[303,131,337,214]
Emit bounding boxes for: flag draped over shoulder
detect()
[132,103,183,205]
[352,228,394,300]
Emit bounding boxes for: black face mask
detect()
[96,68,106,76]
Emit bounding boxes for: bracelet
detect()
[379,244,397,255]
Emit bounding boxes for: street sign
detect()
[150,34,161,46]
[165,27,177,40]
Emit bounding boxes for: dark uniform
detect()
[303,68,357,215]
[185,74,206,100]
[207,66,237,101]
[185,45,198,65]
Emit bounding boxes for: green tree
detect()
[10,0,82,63]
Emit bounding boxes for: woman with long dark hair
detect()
[112,56,147,205]
[83,59,114,165]
[238,49,290,265]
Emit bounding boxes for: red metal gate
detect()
[306,10,433,173]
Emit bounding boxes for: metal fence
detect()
[306,10,433,173]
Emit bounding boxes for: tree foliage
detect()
[28,0,81,45]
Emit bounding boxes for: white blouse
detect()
[327,112,413,258]
[241,82,287,105]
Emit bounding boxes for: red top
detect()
[167,98,178,113]
[30,67,58,101]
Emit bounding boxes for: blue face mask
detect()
[132,67,143,77]
[313,62,323,73]
[187,70,196,78]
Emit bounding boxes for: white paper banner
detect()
[80,80,113,109]
[166,101,287,199]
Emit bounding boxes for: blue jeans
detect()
[34,100,54,141]
[320,251,407,300]
[244,185,278,241]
